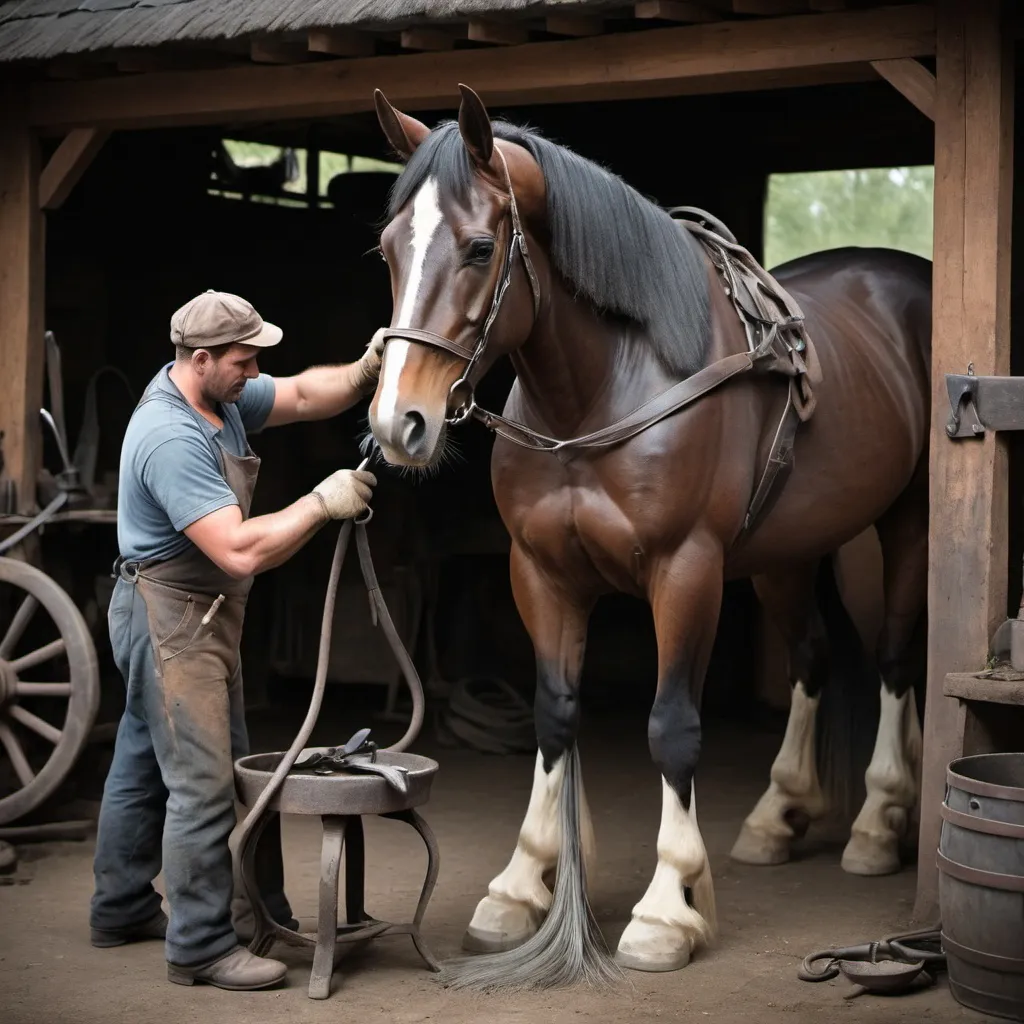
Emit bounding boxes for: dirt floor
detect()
[0,700,990,1024]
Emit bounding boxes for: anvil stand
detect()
[232,481,442,999]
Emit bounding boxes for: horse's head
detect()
[368,85,545,469]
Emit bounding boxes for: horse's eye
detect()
[466,238,495,265]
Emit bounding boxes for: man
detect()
[89,289,383,991]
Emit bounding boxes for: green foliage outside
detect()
[763,166,934,270]
[219,140,401,201]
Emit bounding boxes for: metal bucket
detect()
[939,752,1024,1021]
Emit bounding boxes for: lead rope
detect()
[232,455,427,931]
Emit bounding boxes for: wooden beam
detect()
[400,27,460,51]
[732,0,807,12]
[468,19,530,45]
[634,1,720,22]
[39,128,108,211]
[115,48,236,74]
[809,0,848,9]
[914,0,1014,925]
[249,39,316,64]
[307,28,375,58]
[870,56,935,119]
[27,5,937,132]
[545,14,604,36]
[0,97,46,515]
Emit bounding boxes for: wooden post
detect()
[914,0,1014,924]
[0,95,45,516]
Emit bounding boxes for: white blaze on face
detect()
[377,177,444,430]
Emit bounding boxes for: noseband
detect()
[378,148,541,424]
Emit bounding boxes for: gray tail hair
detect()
[439,745,624,992]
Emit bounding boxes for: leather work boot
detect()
[90,909,169,948]
[167,946,288,991]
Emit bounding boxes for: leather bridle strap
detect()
[378,147,541,424]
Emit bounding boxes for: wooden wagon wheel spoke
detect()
[0,557,99,826]
[15,682,72,697]
[0,721,36,787]
[0,594,39,660]
[10,638,66,674]
[7,704,63,745]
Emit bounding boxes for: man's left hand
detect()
[350,329,387,396]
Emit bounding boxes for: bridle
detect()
[377,147,541,425]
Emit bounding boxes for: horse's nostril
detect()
[402,411,426,452]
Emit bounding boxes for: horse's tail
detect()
[814,554,881,823]
[439,746,622,992]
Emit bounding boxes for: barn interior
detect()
[2,18,1021,1019]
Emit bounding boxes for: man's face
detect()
[194,343,261,404]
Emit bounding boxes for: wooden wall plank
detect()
[0,98,45,515]
[914,0,1014,924]
[27,5,936,132]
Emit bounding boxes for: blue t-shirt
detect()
[116,364,276,562]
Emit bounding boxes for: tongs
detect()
[290,727,410,794]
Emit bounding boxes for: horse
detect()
[365,84,932,988]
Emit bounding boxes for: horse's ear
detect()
[457,83,494,168]
[374,89,430,161]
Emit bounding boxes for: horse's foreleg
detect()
[731,563,829,866]
[616,538,722,972]
[842,481,927,876]
[461,544,593,953]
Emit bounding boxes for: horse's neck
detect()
[509,291,673,438]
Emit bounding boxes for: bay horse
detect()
[366,85,931,987]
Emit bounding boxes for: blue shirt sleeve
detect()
[235,373,276,434]
[140,435,239,532]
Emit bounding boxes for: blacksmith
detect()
[89,289,383,990]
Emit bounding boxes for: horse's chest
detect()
[518,479,648,595]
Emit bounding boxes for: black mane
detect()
[387,120,710,376]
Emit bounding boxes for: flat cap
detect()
[170,289,282,350]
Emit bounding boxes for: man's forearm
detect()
[292,363,365,420]
[233,494,329,575]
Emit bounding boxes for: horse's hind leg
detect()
[730,562,828,866]
[616,538,721,972]
[841,474,926,876]
[461,543,596,953]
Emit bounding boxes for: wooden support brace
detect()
[307,29,375,58]
[468,19,529,45]
[545,14,604,36]
[39,128,108,210]
[870,57,936,120]
[634,1,719,22]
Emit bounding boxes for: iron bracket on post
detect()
[945,364,1024,438]
[946,366,1024,671]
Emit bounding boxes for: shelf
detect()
[944,672,1024,706]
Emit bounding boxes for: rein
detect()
[377,165,820,532]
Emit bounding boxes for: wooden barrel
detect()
[939,752,1024,1021]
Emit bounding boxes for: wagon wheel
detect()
[0,556,99,825]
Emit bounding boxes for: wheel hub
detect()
[0,658,14,708]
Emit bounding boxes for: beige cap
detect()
[170,289,283,350]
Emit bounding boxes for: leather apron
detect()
[114,379,258,729]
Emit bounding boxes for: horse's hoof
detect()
[462,894,540,953]
[461,923,535,953]
[841,832,901,876]
[729,825,790,866]
[615,919,695,972]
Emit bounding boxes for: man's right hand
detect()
[311,468,377,520]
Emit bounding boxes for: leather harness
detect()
[378,156,820,535]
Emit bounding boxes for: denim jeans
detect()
[90,578,293,965]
